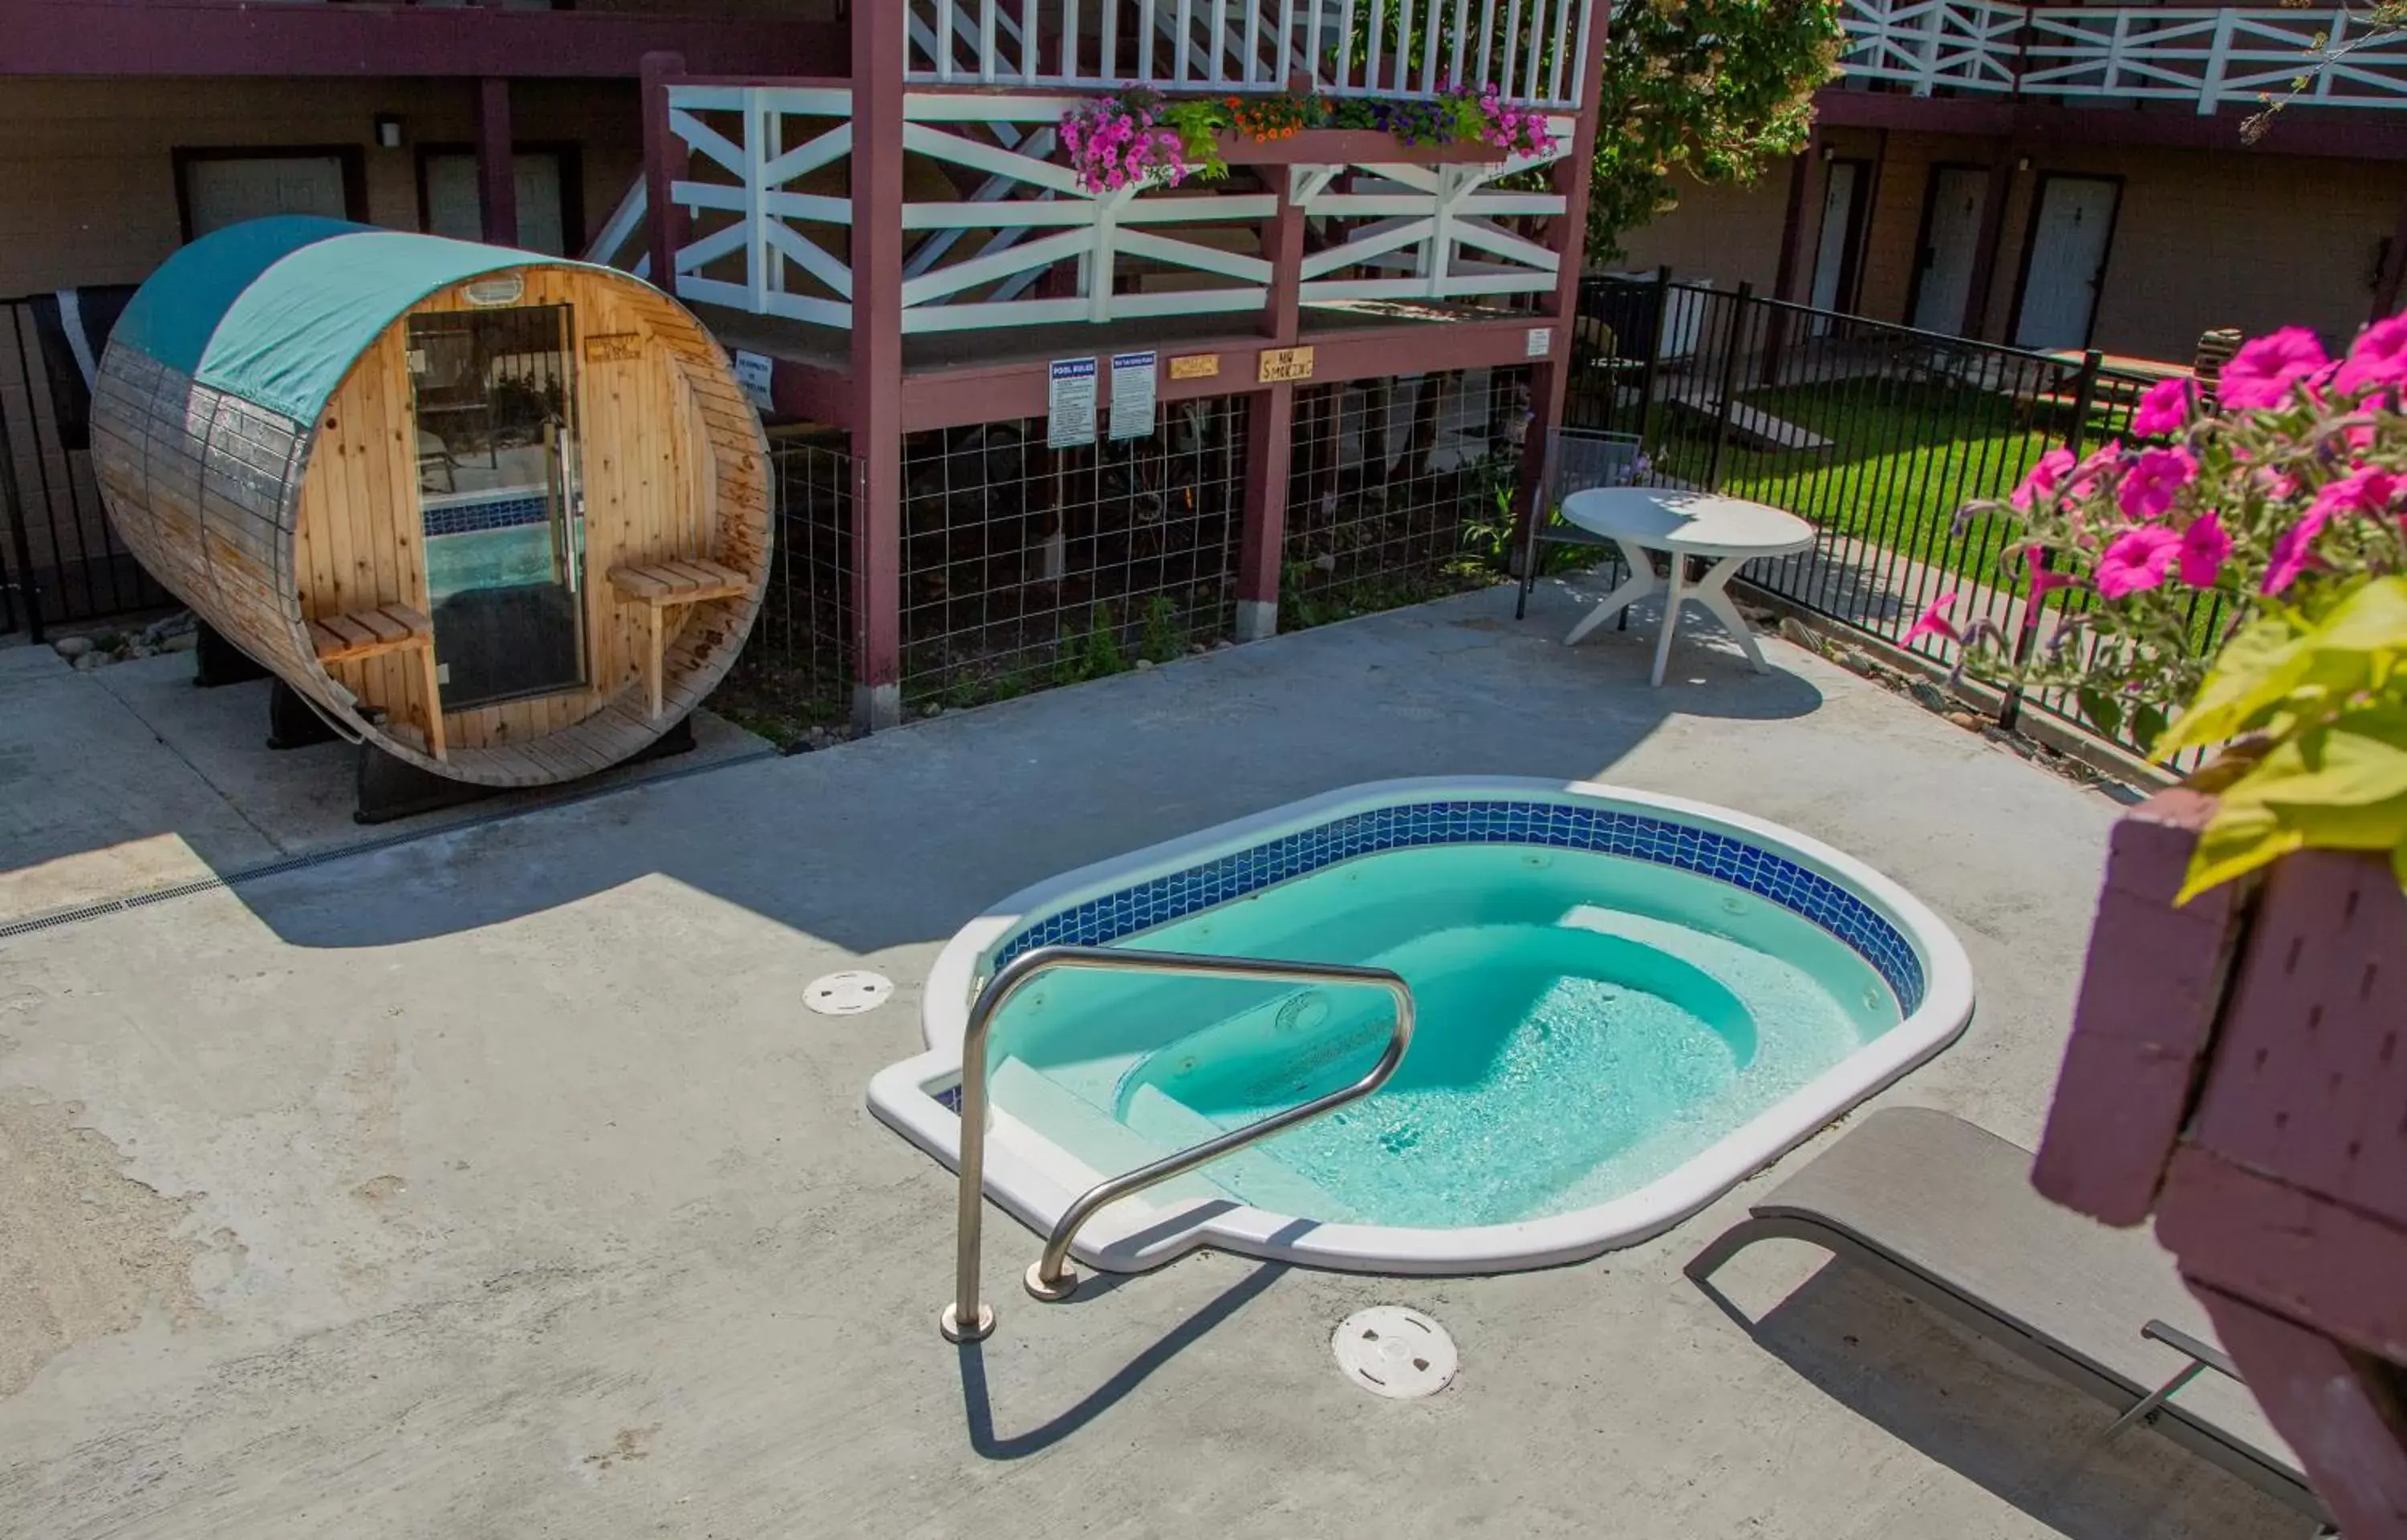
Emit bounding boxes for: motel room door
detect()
[1910,167,1988,334]
[1808,158,1872,333]
[2014,176,2121,351]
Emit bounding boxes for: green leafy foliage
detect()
[1588,0,1846,261]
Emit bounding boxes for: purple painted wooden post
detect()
[850,2,907,729]
[1512,10,1611,558]
[639,52,687,299]
[1236,184,1306,642]
[476,76,518,249]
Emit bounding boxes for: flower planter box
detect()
[2034,784,2407,1534]
[1212,128,1505,165]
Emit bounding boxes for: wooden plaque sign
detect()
[1168,353,1221,380]
[1257,346,1316,383]
[584,332,644,363]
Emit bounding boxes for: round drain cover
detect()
[1332,1307,1457,1400]
[803,970,894,1016]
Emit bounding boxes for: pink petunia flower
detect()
[2177,511,2232,588]
[2334,314,2407,398]
[1903,592,1962,647]
[2262,508,2331,594]
[2066,440,2125,500]
[2219,326,2331,410]
[2117,447,2198,521]
[2019,546,2076,627]
[2309,464,2401,521]
[2132,377,2194,438]
[2011,448,2076,512]
[2094,526,2181,598]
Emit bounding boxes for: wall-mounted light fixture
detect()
[2016,155,2033,172]
[374,115,405,151]
[1819,143,1837,161]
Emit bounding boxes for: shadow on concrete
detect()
[1693,1257,2324,1540]
[955,1262,1289,1460]
[156,581,1832,953]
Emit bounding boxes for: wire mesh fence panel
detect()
[707,434,855,744]
[1568,273,2215,768]
[899,394,1247,707]
[2,296,173,638]
[1282,365,1530,625]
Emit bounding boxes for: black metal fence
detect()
[1563,271,2229,764]
[707,434,857,744]
[898,394,1248,707]
[2,295,174,640]
[1281,364,1529,624]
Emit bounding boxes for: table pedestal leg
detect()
[1564,539,1660,646]
[1692,557,1770,674]
[1650,555,1687,687]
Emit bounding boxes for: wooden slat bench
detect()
[306,602,444,760]
[607,559,749,719]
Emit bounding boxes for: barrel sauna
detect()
[94,217,770,787]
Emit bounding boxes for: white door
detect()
[1910,167,1988,334]
[1808,160,1862,331]
[423,151,568,255]
[2014,176,2120,351]
[181,154,350,236]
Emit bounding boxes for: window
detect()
[175,148,365,239]
[419,148,578,257]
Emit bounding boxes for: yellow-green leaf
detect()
[2178,713,2407,902]
[2158,615,2312,755]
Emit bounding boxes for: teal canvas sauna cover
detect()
[110,216,606,424]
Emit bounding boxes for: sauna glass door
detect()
[408,303,587,711]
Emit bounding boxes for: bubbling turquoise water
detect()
[988,843,1902,1230]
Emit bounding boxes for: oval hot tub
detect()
[868,777,1975,1275]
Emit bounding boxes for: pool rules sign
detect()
[1046,357,1098,448]
[1109,351,1157,440]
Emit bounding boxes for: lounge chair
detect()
[1685,1106,2332,1530]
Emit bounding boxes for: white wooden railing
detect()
[645,83,1572,330]
[1841,0,2407,112]
[905,0,1597,107]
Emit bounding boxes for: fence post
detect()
[1637,264,1670,449]
[1998,347,2101,732]
[1705,282,1754,492]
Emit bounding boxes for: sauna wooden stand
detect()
[195,618,700,824]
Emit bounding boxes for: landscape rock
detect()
[1908,680,1949,712]
[1776,618,1817,650]
[1835,647,1873,676]
[920,703,942,719]
[1134,658,1155,671]
[1943,710,1985,731]
[161,630,197,653]
[71,652,104,672]
[52,635,92,660]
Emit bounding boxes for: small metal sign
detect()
[461,274,526,307]
[584,332,643,363]
[1048,356,1098,448]
[1257,346,1316,383]
[1109,351,1157,440]
[1167,352,1221,381]
[733,349,775,411]
[1526,326,1553,358]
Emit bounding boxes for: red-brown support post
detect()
[1960,140,2020,340]
[1512,10,1613,559]
[476,75,518,248]
[850,4,907,728]
[1236,172,1307,641]
[639,51,687,294]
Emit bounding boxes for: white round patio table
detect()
[1558,488,1816,687]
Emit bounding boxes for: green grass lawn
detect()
[1639,374,2118,586]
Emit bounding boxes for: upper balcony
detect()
[901,0,1595,108]
[1837,0,2406,116]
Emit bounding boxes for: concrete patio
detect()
[0,578,2303,1539]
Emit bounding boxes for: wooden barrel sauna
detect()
[93,216,769,787]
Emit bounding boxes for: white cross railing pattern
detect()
[1839,0,2407,113]
[903,0,1597,107]
[651,83,1573,332]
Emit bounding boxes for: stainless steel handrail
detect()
[940,943,1415,1343]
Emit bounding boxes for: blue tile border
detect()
[993,799,1926,1012]
[423,491,554,539]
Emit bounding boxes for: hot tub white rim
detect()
[871,775,1976,1275]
